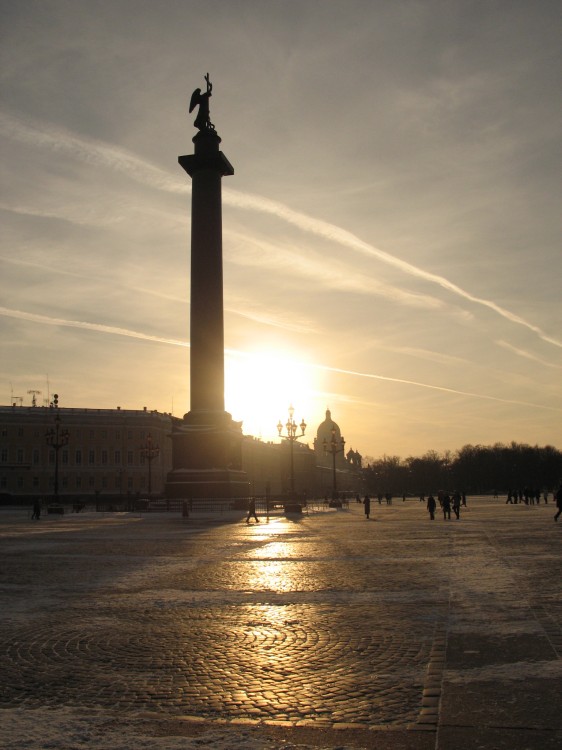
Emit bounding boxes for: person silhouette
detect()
[427,494,436,520]
[246,497,259,524]
[554,484,562,522]
[363,494,371,519]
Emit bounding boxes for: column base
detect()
[165,411,249,500]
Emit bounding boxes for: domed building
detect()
[313,409,348,469]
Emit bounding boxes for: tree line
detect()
[363,442,562,496]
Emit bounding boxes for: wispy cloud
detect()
[0,111,188,195]
[227,231,446,311]
[2,304,558,413]
[0,307,189,348]
[310,362,562,413]
[2,109,560,349]
[496,340,562,369]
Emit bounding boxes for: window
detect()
[33,449,40,465]
[101,450,108,465]
[33,476,39,488]
[127,451,133,465]
[127,430,132,440]
[127,477,133,489]
[62,450,69,465]
[89,450,95,465]
[88,476,95,487]
[1,448,8,463]
[75,450,82,465]
[102,476,107,488]
[76,476,82,489]
[17,476,24,488]
[18,428,24,437]
[115,431,121,440]
[101,429,107,439]
[90,429,95,438]
[62,476,68,488]
[0,476,6,488]
[114,450,121,465]
[17,448,24,464]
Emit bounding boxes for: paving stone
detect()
[1,498,560,747]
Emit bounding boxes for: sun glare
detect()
[225,349,316,441]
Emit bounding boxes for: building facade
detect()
[0,405,174,500]
[0,404,364,503]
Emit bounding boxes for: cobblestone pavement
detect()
[1,498,561,749]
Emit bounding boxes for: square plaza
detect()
[1,497,560,749]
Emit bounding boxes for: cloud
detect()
[3,305,557,415]
[496,340,562,370]
[310,361,562,414]
[0,306,189,348]
[2,109,560,349]
[226,230,446,310]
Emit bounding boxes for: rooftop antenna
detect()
[12,396,23,407]
[28,389,41,407]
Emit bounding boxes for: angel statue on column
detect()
[189,73,215,131]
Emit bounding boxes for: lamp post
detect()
[323,427,345,499]
[277,405,306,513]
[45,396,69,505]
[140,433,160,497]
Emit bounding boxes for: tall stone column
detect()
[166,81,249,500]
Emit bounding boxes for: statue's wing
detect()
[189,89,201,113]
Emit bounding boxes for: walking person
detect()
[452,492,461,520]
[442,494,451,520]
[31,498,41,520]
[363,494,371,520]
[246,497,259,524]
[554,484,562,522]
[427,494,436,520]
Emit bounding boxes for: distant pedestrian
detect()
[246,498,259,524]
[31,499,41,520]
[452,492,461,520]
[427,494,436,520]
[442,494,451,520]
[363,494,371,519]
[554,485,562,522]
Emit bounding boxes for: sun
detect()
[225,348,316,441]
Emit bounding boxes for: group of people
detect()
[426,491,464,520]
[506,488,551,505]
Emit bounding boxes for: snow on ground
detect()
[1,708,344,750]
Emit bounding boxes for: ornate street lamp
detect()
[323,427,345,498]
[140,433,160,497]
[277,405,307,513]
[45,395,69,504]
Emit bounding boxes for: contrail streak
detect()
[2,305,558,412]
[0,307,189,348]
[307,361,562,413]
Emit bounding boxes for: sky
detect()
[1,0,561,460]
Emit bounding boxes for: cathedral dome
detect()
[314,409,347,469]
[316,408,342,443]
